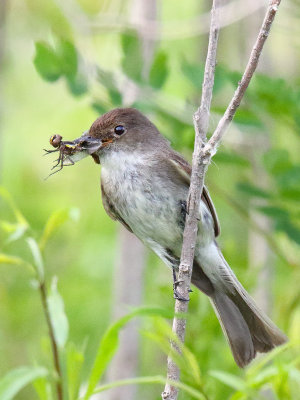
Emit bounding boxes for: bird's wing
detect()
[168,152,220,237]
[101,183,133,233]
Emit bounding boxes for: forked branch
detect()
[162,1,281,399]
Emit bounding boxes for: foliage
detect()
[1,1,300,399]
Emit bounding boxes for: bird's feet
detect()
[173,279,192,301]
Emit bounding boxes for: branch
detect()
[162,1,221,399]
[39,282,63,400]
[206,0,281,154]
[162,1,281,399]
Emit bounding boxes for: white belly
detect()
[100,151,184,250]
[100,150,215,259]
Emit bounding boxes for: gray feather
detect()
[192,256,287,367]
[211,292,255,368]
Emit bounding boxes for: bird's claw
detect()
[173,280,190,301]
[173,290,190,302]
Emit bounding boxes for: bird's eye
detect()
[114,125,125,136]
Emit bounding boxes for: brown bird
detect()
[56,107,287,367]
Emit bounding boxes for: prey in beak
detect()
[44,132,102,178]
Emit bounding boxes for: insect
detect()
[49,134,63,148]
[44,134,81,178]
[44,132,102,179]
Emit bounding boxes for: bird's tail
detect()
[192,249,287,367]
[211,288,287,367]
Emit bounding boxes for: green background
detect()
[1,0,300,399]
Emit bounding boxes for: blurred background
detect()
[1,0,300,399]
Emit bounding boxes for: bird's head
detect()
[61,108,167,166]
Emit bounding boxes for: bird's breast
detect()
[100,151,185,247]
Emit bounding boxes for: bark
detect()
[162,1,281,399]
[162,1,221,398]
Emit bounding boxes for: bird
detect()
[61,107,287,367]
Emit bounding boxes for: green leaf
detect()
[0,220,19,233]
[224,69,242,86]
[275,220,300,245]
[57,39,78,79]
[251,366,278,387]
[96,68,123,104]
[290,368,300,400]
[181,59,203,90]
[213,64,232,94]
[155,108,192,150]
[47,278,69,348]
[142,330,189,383]
[89,375,206,400]
[256,206,289,220]
[249,75,299,119]
[97,68,117,90]
[0,187,29,228]
[181,61,236,94]
[149,51,168,89]
[27,237,44,281]
[233,108,263,128]
[34,42,62,82]
[91,102,108,115]
[83,306,172,399]
[33,376,53,400]
[263,149,292,175]
[39,208,80,251]
[66,343,84,400]
[108,88,122,106]
[236,182,272,199]
[214,151,250,167]
[247,342,291,375]
[66,72,88,96]
[144,318,202,386]
[276,166,300,199]
[0,366,48,400]
[0,253,23,265]
[209,370,246,391]
[121,32,143,82]
[6,224,28,243]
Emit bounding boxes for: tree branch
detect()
[206,0,281,154]
[162,1,281,399]
[162,1,221,399]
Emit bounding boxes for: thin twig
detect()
[206,0,282,154]
[162,1,281,399]
[39,282,63,400]
[162,1,221,399]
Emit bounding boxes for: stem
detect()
[162,1,281,399]
[162,1,221,399]
[207,0,282,152]
[39,281,63,400]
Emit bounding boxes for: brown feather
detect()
[167,152,220,237]
[101,183,133,233]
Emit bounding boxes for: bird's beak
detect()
[73,131,103,155]
[64,132,102,165]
